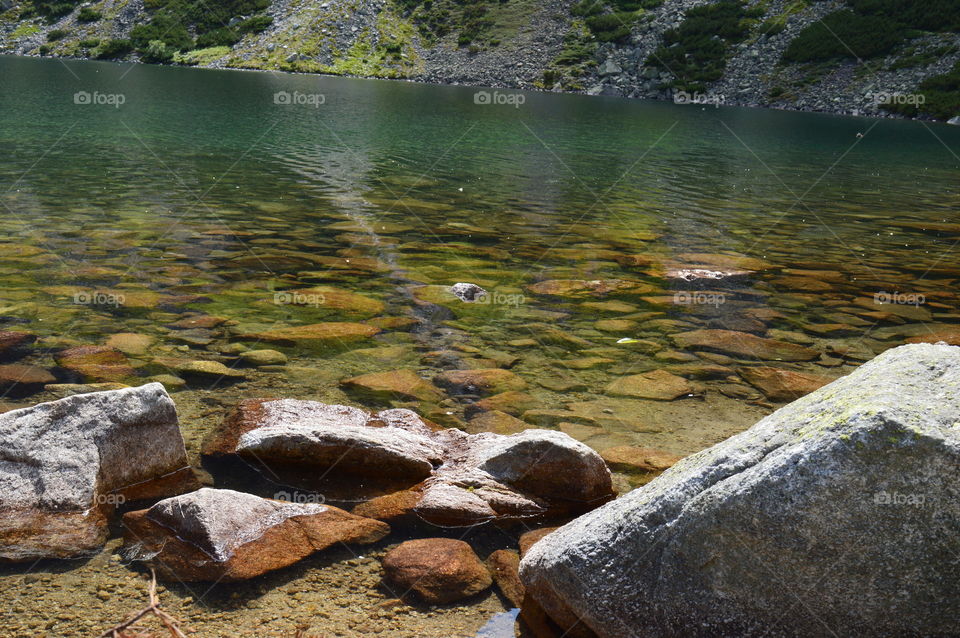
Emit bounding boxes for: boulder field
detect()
[520,344,960,637]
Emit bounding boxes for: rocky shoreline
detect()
[3,0,959,122]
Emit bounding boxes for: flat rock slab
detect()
[433,368,527,396]
[0,383,197,562]
[123,488,388,581]
[341,369,444,402]
[521,344,960,637]
[604,369,694,400]
[672,329,820,361]
[235,322,380,349]
[738,366,834,402]
[54,345,137,383]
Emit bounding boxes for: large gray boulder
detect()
[0,383,197,561]
[520,344,960,637]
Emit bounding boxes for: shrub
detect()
[782,10,904,62]
[237,14,273,34]
[47,29,69,41]
[95,38,132,59]
[80,38,101,48]
[141,39,174,63]
[571,0,604,17]
[38,44,51,54]
[77,7,101,22]
[195,26,239,48]
[130,14,193,51]
[646,1,760,90]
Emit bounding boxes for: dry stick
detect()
[97,569,190,638]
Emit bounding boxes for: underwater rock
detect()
[450,282,488,302]
[341,369,445,403]
[53,345,137,383]
[738,366,833,402]
[526,279,655,298]
[239,349,288,367]
[672,329,820,361]
[123,488,388,582]
[433,368,527,396]
[469,391,542,417]
[382,538,492,604]
[169,359,246,383]
[599,446,683,484]
[105,333,153,356]
[0,383,197,562]
[271,286,385,316]
[466,409,530,435]
[604,369,694,401]
[520,344,960,637]
[0,364,56,395]
[235,322,380,349]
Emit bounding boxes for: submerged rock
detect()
[341,369,444,403]
[526,279,654,298]
[450,282,488,302]
[434,368,527,396]
[521,344,960,637]
[672,329,819,361]
[738,366,833,402]
[382,538,492,604]
[0,330,36,354]
[54,345,137,383]
[234,322,380,349]
[487,549,524,608]
[604,369,694,401]
[123,488,389,581]
[0,383,197,562]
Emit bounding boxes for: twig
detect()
[97,569,190,638]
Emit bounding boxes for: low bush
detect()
[47,28,69,41]
[95,38,133,59]
[77,7,101,22]
[782,10,905,62]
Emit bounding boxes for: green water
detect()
[2,53,960,445]
[2,53,960,638]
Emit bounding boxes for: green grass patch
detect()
[131,0,271,58]
[77,7,101,22]
[172,45,231,65]
[11,23,41,39]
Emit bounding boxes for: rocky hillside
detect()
[2,0,959,121]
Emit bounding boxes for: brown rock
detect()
[466,410,530,435]
[54,345,136,383]
[487,549,524,608]
[600,446,683,483]
[123,488,389,582]
[434,368,527,396]
[471,391,542,417]
[352,490,421,525]
[341,369,444,402]
[604,369,693,401]
[382,538,492,604]
[672,329,820,361]
[907,330,960,346]
[738,366,833,402]
[526,279,655,298]
[168,315,226,330]
[364,316,420,331]
[105,333,153,356]
[0,331,36,353]
[235,322,380,349]
[273,286,385,316]
[0,364,55,394]
[594,319,637,333]
[519,527,559,558]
